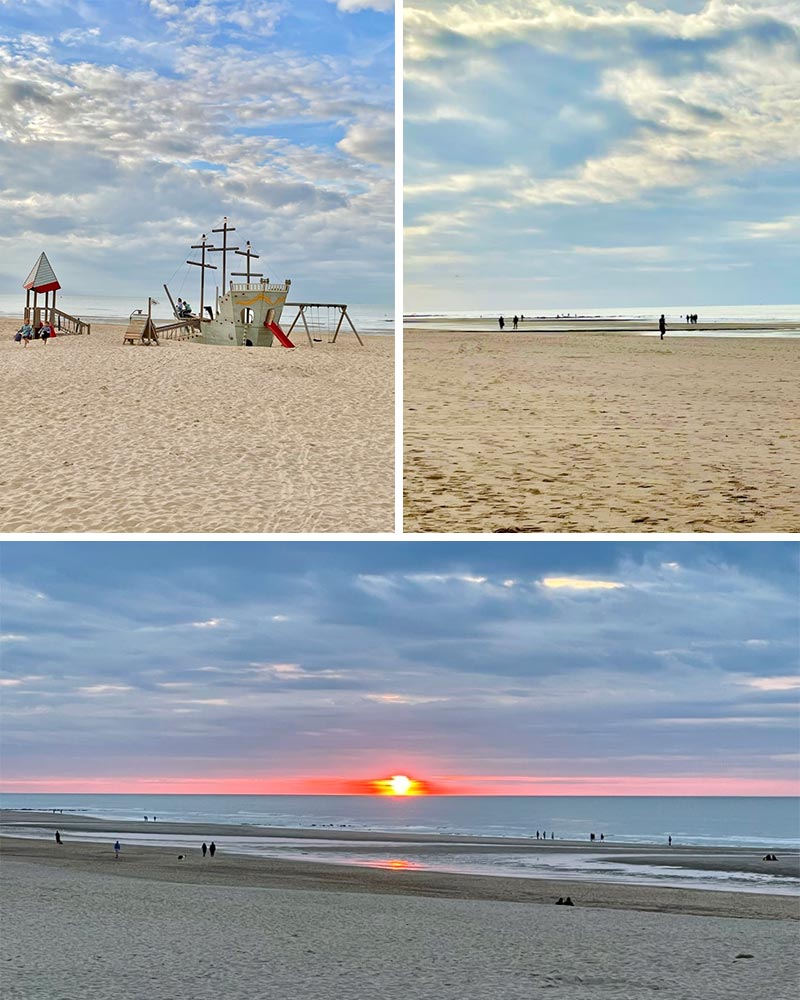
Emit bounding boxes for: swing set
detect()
[283,303,363,347]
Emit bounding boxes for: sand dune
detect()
[0,321,393,533]
[404,329,800,532]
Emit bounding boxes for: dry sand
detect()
[0,321,393,533]
[404,326,800,532]
[2,838,798,1000]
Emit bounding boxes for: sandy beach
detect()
[404,324,800,532]
[0,321,393,533]
[2,833,798,1000]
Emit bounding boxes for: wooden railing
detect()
[24,306,91,335]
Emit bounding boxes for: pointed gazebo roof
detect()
[23,252,61,293]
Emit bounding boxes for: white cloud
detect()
[364,693,447,705]
[78,684,134,695]
[539,577,625,591]
[192,618,222,628]
[331,0,393,11]
[743,676,800,692]
[0,633,27,642]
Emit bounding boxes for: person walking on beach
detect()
[202,842,208,857]
[498,316,505,330]
[659,314,666,340]
[513,314,519,330]
[114,840,121,861]
[668,835,672,847]
[55,830,62,845]
[209,841,216,858]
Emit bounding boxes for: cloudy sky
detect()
[1,540,797,795]
[0,0,393,307]
[405,0,800,312]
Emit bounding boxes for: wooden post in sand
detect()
[209,218,239,293]
[188,234,217,324]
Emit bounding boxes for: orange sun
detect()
[370,773,426,796]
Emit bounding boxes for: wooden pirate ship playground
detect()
[22,253,90,335]
[125,218,362,348]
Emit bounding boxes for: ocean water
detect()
[3,794,797,848]
[0,294,394,337]
[5,795,797,894]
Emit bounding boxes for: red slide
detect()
[266,319,295,348]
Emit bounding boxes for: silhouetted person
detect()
[659,314,666,340]
[498,316,505,330]
[668,835,672,847]
[556,897,564,905]
[536,830,540,839]
[202,842,208,857]
[55,831,62,845]
[600,833,604,842]
[551,832,554,840]
[114,840,121,861]
[209,841,216,858]
[564,897,574,906]
[590,832,595,841]
[513,314,519,330]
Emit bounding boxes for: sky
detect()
[1,540,798,795]
[404,0,800,312]
[0,0,394,307]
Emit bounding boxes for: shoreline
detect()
[2,835,797,921]
[4,812,798,905]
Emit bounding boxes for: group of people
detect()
[588,832,605,842]
[14,321,55,345]
[535,830,554,840]
[498,314,526,330]
[685,313,699,324]
[201,841,217,857]
[555,897,574,906]
[176,298,193,318]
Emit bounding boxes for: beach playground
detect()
[0,320,393,533]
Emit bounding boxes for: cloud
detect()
[364,693,448,705]
[331,0,393,11]
[0,634,27,642]
[743,676,800,692]
[78,685,135,695]
[192,618,222,628]
[539,577,625,591]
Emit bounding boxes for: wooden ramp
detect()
[123,314,159,346]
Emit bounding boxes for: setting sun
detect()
[370,774,427,796]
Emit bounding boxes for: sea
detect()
[3,795,798,895]
[404,303,800,338]
[0,294,394,338]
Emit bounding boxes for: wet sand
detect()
[2,837,798,1000]
[404,325,800,532]
[0,320,393,533]
[3,812,798,913]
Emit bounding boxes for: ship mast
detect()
[187,234,217,321]
[231,241,263,284]
[209,217,239,292]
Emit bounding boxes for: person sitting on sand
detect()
[114,840,121,860]
[555,897,564,905]
[659,314,666,340]
[564,897,574,906]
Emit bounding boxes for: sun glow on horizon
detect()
[370,774,426,796]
